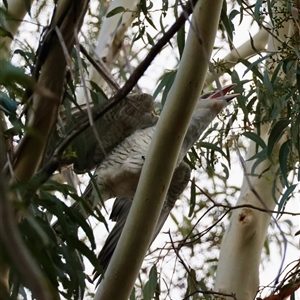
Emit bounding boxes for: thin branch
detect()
[79,43,120,92]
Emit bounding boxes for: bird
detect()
[81,84,238,281]
[82,84,237,208]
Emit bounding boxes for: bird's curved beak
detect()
[205,83,239,102]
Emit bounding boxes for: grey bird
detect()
[83,84,237,206]
[82,84,238,281]
[52,84,237,281]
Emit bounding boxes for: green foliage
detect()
[8,179,103,299]
[106,6,125,18]
[1,0,300,299]
[142,265,159,300]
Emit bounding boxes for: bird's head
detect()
[189,83,238,138]
[180,84,238,162]
[202,83,238,101]
[196,83,238,113]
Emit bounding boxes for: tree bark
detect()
[0,0,34,60]
[13,0,89,182]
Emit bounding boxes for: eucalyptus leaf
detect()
[177,25,185,58]
[0,25,12,38]
[254,0,263,23]
[106,6,125,18]
[267,119,290,159]
[188,178,196,217]
[243,131,266,149]
[143,265,158,300]
[279,140,291,187]
[197,141,227,158]
[277,184,297,215]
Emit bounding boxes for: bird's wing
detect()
[52,122,155,234]
[47,93,157,173]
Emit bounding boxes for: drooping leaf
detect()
[188,177,196,217]
[14,49,35,65]
[263,71,273,94]
[153,70,177,105]
[67,236,102,274]
[267,119,290,159]
[0,91,17,117]
[254,0,263,23]
[177,24,185,58]
[0,60,34,88]
[0,25,12,38]
[130,287,136,300]
[277,184,297,215]
[185,269,199,299]
[67,207,96,250]
[266,0,273,26]
[106,6,125,18]
[41,179,76,199]
[146,32,154,46]
[247,148,268,175]
[220,7,234,42]
[243,131,266,149]
[143,265,159,300]
[241,55,274,80]
[221,162,230,180]
[197,141,227,158]
[2,0,7,9]
[24,0,32,16]
[145,14,157,30]
[279,140,292,187]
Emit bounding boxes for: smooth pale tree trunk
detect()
[214,4,297,298]
[77,0,140,105]
[94,1,223,299]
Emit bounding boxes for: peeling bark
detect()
[77,0,140,104]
